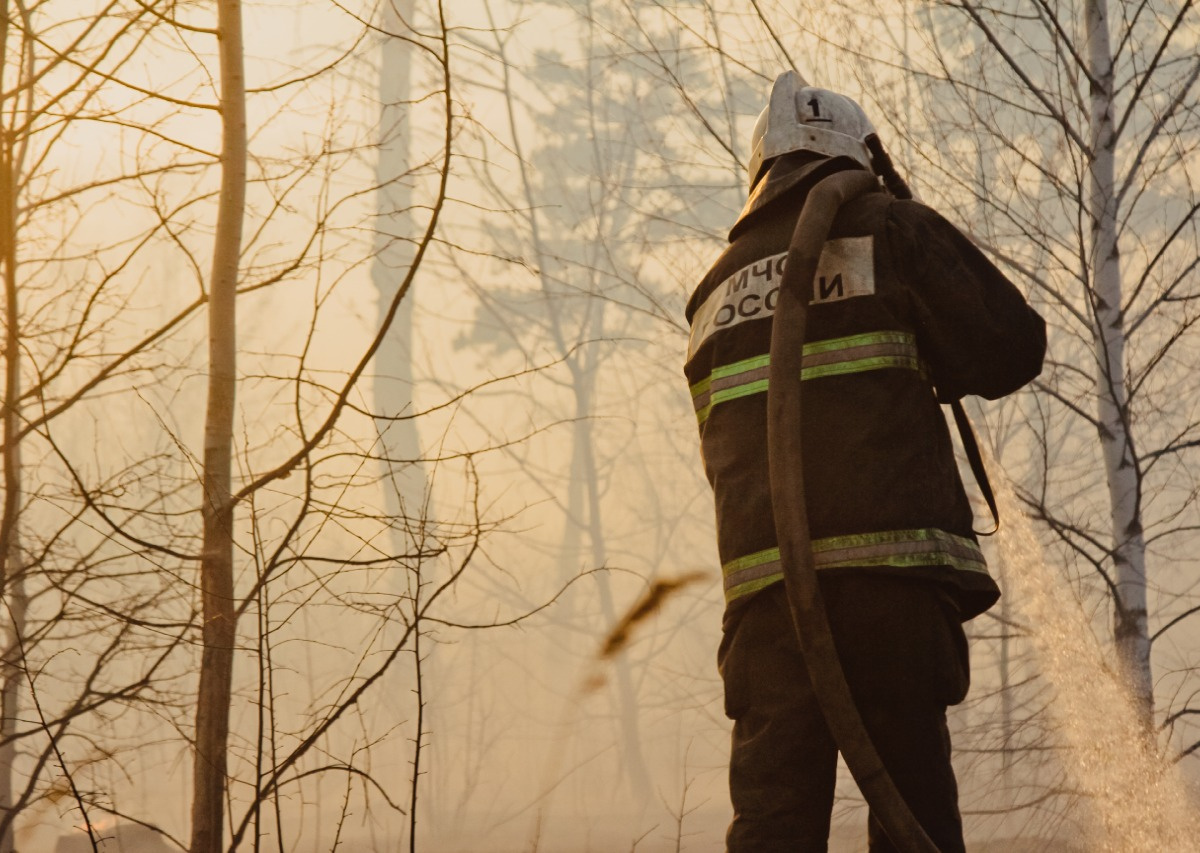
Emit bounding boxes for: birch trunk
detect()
[190,0,246,849]
[1085,0,1152,728]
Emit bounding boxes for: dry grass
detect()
[581,571,707,694]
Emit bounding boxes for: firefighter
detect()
[684,71,1046,852]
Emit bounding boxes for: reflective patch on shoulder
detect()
[686,236,875,359]
[811,236,875,304]
[687,251,787,359]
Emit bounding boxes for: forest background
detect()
[2,0,1199,851]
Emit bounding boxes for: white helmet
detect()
[747,71,876,189]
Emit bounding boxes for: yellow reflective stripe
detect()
[800,331,919,379]
[692,354,772,424]
[801,354,919,380]
[721,528,986,603]
[812,528,985,571]
[801,330,913,354]
[713,378,769,404]
[727,571,785,602]
[713,353,771,379]
[721,547,784,602]
[693,332,919,425]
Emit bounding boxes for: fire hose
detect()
[765,167,941,853]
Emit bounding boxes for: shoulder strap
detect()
[950,399,999,535]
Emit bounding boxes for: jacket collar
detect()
[729,154,874,242]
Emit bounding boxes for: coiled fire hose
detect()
[766,168,940,853]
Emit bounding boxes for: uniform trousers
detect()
[718,574,970,853]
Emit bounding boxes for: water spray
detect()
[988,457,1199,851]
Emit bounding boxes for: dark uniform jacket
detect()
[685,156,1046,619]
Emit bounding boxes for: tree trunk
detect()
[190,0,246,849]
[0,75,22,850]
[573,371,652,799]
[0,548,25,853]
[486,0,651,798]
[577,1,650,797]
[373,0,423,513]
[373,0,437,831]
[1084,0,1152,728]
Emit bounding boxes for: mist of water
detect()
[992,464,1199,851]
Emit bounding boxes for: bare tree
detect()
[897,0,1200,743]
[453,0,736,806]
[189,0,246,847]
[0,3,195,848]
[0,0,488,848]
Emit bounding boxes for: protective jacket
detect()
[685,156,1046,619]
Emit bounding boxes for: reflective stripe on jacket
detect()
[723,528,987,603]
[690,331,922,426]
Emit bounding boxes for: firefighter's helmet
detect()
[747,71,876,189]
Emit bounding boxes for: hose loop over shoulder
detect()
[766,168,941,853]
